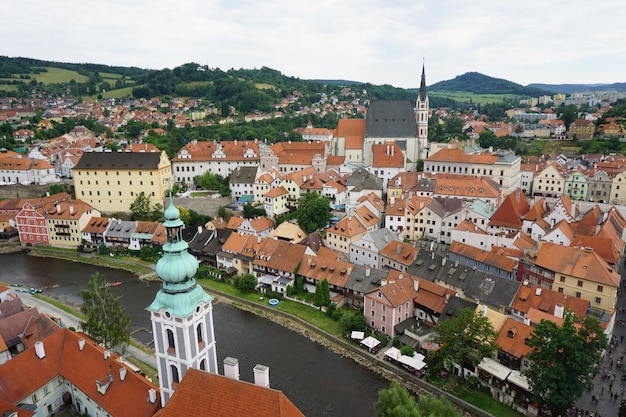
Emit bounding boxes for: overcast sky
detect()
[4,1,625,89]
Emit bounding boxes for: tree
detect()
[294,191,331,233]
[177,205,191,225]
[523,311,607,416]
[79,273,132,350]
[374,382,420,417]
[340,309,366,333]
[233,274,258,293]
[129,192,151,220]
[314,279,330,307]
[416,395,461,417]
[429,308,498,375]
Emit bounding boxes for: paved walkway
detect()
[16,291,157,368]
[570,264,626,417]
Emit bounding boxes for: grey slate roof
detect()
[105,219,135,240]
[439,296,478,323]
[408,240,520,310]
[74,151,162,170]
[347,168,383,191]
[365,100,417,138]
[345,264,388,294]
[229,166,258,185]
[366,228,401,251]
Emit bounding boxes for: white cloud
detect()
[3,0,625,88]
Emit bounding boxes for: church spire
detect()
[419,61,427,102]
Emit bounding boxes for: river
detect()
[0,252,389,417]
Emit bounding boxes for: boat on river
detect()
[107,281,122,287]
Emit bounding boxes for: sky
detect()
[4,1,626,89]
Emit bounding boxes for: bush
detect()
[400,345,415,357]
[233,274,258,293]
[325,303,337,317]
[376,333,389,346]
[340,309,366,333]
[266,291,284,300]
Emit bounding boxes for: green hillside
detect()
[430,72,552,96]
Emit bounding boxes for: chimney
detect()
[148,388,157,404]
[119,367,127,381]
[253,364,270,388]
[365,265,371,277]
[78,338,86,351]
[197,225,202,235]
[104,350,110,360]
[69,205,74,215]
[35,341,45,359]
[481,304,487,317]
[413,278,419,292]
[46,191,50,197]
[56,204,61,213]
[223,357,240,380]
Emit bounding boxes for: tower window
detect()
[197,323,204,345]
[167,329,175,351]
[171,365,180,384]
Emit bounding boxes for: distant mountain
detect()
[429,72,552,96]
[528,82,626,94]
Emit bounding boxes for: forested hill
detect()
[430,72,552,96]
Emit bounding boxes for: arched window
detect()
[197,323,203,344]
[167,329,175,351]
[171,365,179,384]
[200,359,206,371]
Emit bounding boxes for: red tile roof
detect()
[155,368,304,417]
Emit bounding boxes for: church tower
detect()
[415,62,429,161]
[147,194,218,406]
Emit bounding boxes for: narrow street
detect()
[571,263,626,417]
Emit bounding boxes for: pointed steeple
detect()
[419,62,427,102]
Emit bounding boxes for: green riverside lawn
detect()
[20,246,520,417]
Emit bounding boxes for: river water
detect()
[0,252,388,417]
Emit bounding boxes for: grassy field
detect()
[99,72,123,79]
[430,90,520,104]
[31,67,90,84]
[255,83,279,91]
[98,85,136,99]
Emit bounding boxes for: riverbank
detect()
[3,244,491,416]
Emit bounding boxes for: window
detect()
[597,285,603,293]
[371,310,375,318]
[577,280,583,287]
[371,300,375,307]
[167,329,175,351]
[560,276,566,282]
[575,292,582,298]
[197,324,204,344]
[595,297,602,304]
[32,394,38,403]
[171,365,180,384]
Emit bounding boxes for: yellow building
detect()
[73,151,173,213]
[325,215,367,253]
[534,243,620,314]
[46,199,100,248]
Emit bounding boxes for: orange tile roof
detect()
[495,318,533,360]
[265,186,289,198]
[372,142,404,168]
[172,140,260,162]
[380,241,420,266]
[489,189,529,229]
[44,199,96,220]
[155,368,304,417]
[0,329,160,417]
[335,119,366,150]
[354,205,379,228]
[367,272,416,307]
[82,216,110,234]
[433,175,500,199]
[328,215,367,238]
[255,240,306,273]
[535,243,620,287]
[449,241,517,273]
[413,277,456,315]
[426,148,498,164]
[271,141,327,165]
[225,216,245,231]
[510,282,589,320]
[298,254,353,288]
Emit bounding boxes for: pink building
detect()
[15,202,49,245]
